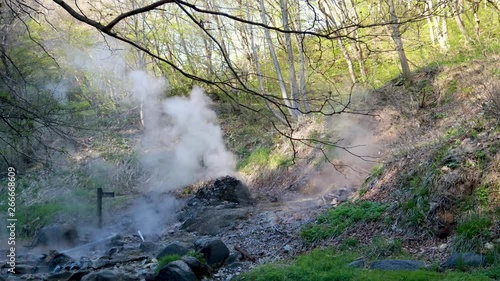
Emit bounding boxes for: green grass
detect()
[238,147,270,170]
[301,201,387,243]
[155,254,182,274]
[16,202,64,228]
[237,248,497,281]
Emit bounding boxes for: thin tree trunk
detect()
[472,2,481,40]
[259,0,297,119]
[280,0,301,116]
[318,0,357,83]
[294,0,310,113]
[247,3,287,124]
[388,0,411,79]
[450,0,474,44]
[349,0,367,81]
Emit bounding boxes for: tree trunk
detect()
[349,0,367,81]
[247,3,287,124]
[450,0,474,44]
[280,0,301,116]
[318,0,357,83]
[294,0,310,113]
[388,0,411,79]
[259,0,297,119]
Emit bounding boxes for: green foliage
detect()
[452,211,494,255]
[237,248,496,281]
[456,214,492,239]
[238,146,291,172]
[301,201,387,243]
[186,250,206,264]
[155,254,182,274]
[363,237,404,260]
[238,147,270,170]
[16,202,64,234]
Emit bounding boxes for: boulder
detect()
[81,270,137,281]
[443,253,485,268]
[12,264,35,274]
[156,242,191,260]
[140,241,157,253]
[42,250,74,272]
[194,237,229,268]
[370,260,426,271]
[32,223,78,247]
[155,260,197,281]
[194,176,253,206]
[181,256,212,278]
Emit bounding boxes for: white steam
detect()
[130,72,236,191]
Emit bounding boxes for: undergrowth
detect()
[237,248,497,281]
[301,201,387,243]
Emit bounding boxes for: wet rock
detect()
[32,223,78,247]
[226,252,242,264]
[156,242,191,260]
[46,270,90,281]
[140,241,157,253]
[443,253,485,268]
[81,269,138,281]
[194,176,254,206]
[370,260,426,271]
[79,256,93,270]
[12,264,36,274]
[108,234,125,247]
[195,237,230,268]
[283,245,293,253]
[181,256,212,278]
[347,259,365,268]
[180,207,249,235]
[155,260,197,281]
[43,251,74,272]
[107,247,120,256]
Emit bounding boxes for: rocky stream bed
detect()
[0,176,487,281]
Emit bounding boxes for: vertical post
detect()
[97,188,103,229]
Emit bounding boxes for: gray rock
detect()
[347,259,365,268]
[181,256,212,278]
[370,260,426,271]
[181,207,249,235]
[12,264,35,274]
[46,270,90,281]
[194,176,254,206]
[226,252,242,264]
[32,223,78,247]
[107,247,119,256]
[81,270,137,281]
[283,245,293,253]
[194,237,230,268]
[140,241,157,253]
[155,260,197,281]
[443,253,485,268]
[156,242,191,260]
[43,251,73,272]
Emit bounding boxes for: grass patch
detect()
[237,248,497,281]
[363,237,405,260]
[155,254,182,274]
[238,147,270,171]
[452,211,495,256]
[16,202,64,237]
[301,201,387,243]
